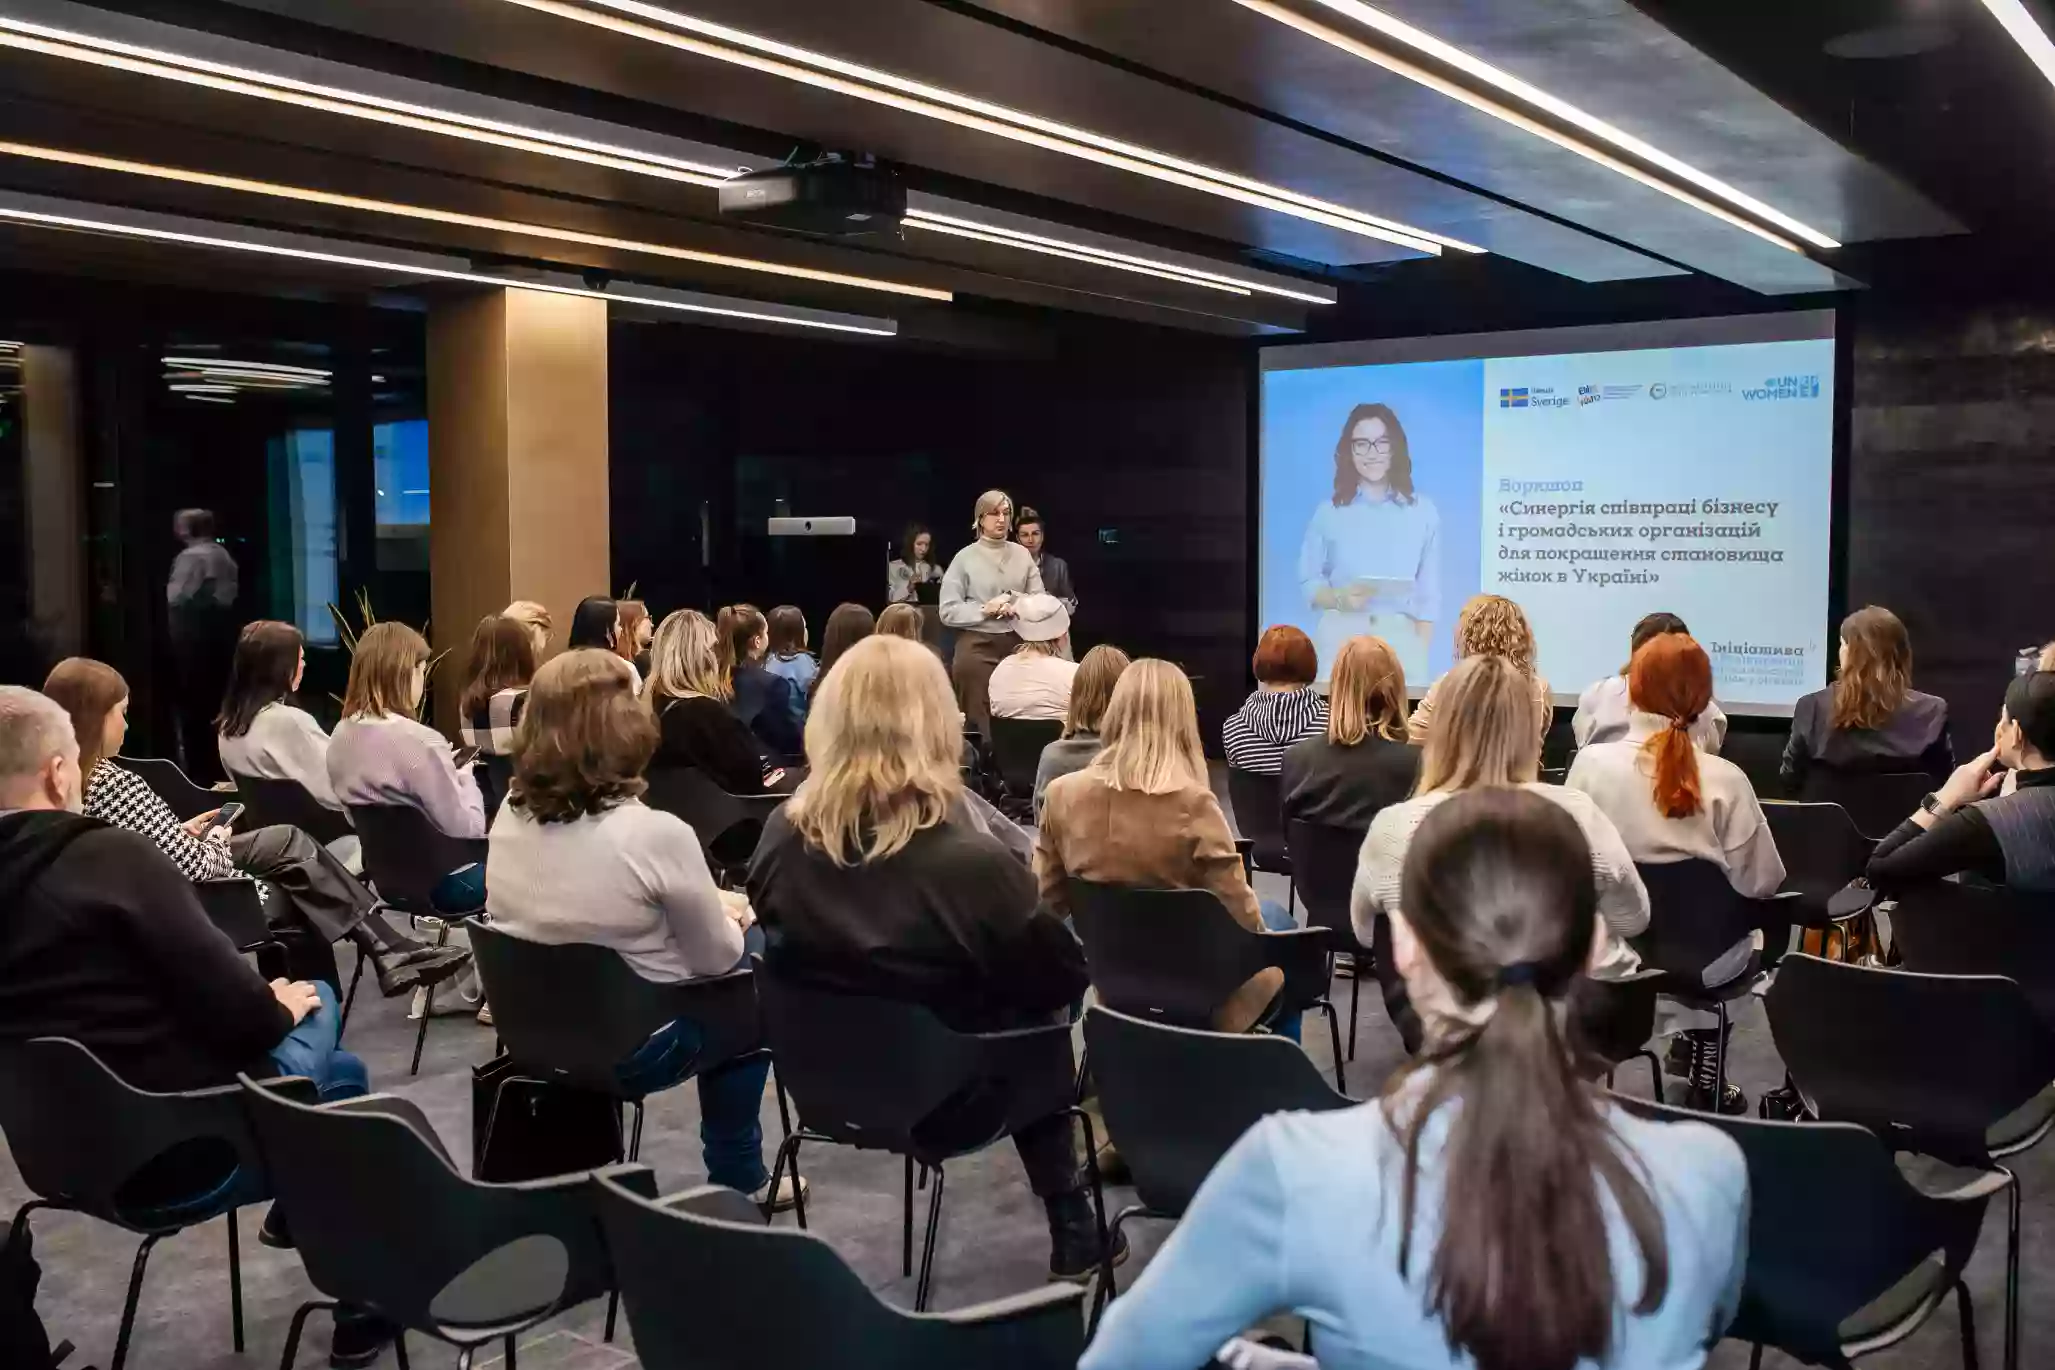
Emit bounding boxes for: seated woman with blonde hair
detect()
[746,634,1119,1279]
[1408,594,1551,747]
[646,610,790,793]
[1282,635,1419,832]
[1037,659,1301,1038]
[1033,644,1131,816]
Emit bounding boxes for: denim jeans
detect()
[430,862,487,915]
[1257,898,1304,1044]
[268,981,370,1102]
[615,925,771,1194]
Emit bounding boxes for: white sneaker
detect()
[750,1173,808,1213]
[475,1003,494,1028]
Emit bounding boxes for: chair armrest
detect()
[250,1074,322,1107]
[327,1093,457,1167]
[932,1281,1087,1327]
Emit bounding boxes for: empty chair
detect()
[754,963,1109,1312]
[346,803,487,1073]
[1284,819,1369,1060]
[0,1038,292,1370]
[597,1176,1085,1369]
[642,766,785,886]
[241,1077,655,1370]
[1892,880,2055,1030]
[1225,767,1293,904]
[1616,1093,1993,1368]
[1068,880,1343,1092]
[987,717,1063,812]
[110,754,220,822]
[1799,768,1936,841]
[1762,800,1876,951]
[1767,953,2055,1370]
[232,771,356,849]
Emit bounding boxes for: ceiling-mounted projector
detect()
[717,154,905,237]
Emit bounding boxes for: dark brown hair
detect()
[1330,402,1416,506]
[767,605,808,656]
[1618,611,1689,677]
[509,649,655,823]
[1629,634,1712,819]
[614,600,651,662]
[460,615,537,719]
[818,603,875,679]
[899,523,931,564]
[1390,788,1668,1370]
[216,620,304,739]
[1252,624,1317,687]
[1832,605,1912,731]
[723,603,768,670]
[42,657,128,775]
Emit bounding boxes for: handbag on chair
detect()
[470,1052,625,1182]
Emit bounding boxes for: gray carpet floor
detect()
[7,867,2050,1369]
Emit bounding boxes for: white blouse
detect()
[219,701,341,808]
[1574,675,1728,754]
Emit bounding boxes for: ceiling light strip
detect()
[546,0,1477,252]
[0,139,952,302]
[904,217,1248,294]
[0,202,896,336]
[0,16,735,185]
[498,0,1450,255]
[161,356,331,375]
[1978,0,2055,89]
[1235,0,1806,255]
[1294,0,1839,250]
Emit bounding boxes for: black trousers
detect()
[910,1079,1085,1198]
[231,824,377,946]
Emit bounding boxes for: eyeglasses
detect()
[1351,437,1393,455]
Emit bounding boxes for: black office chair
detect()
[347,803,488,1073]
[1721,728,1790,800]
[1634,859,1794,1107]
[987,717,1063,816]
[1799,767,1935,842]
[1082,1007,1351,1327]
[241,1078,656,1370]
[194,875,295,985]
[1766,954,2055,1370]
[1762,801,1877,956]
[230,771,357,848]
[1892,881,2055,1031]
[1285,819,1369,1061]
[468,924,772,1164]
[753,962,1110,1312]
[0,1039,303,1370]
[1224,767,1293,913]
[1572,968,1666,1104]
[1068,880,1344,1092]
[596,1176,1086,1369]
[642,766,786,887]
[475,755,515,818]
[1615,1094,1993,1369]
[111,754,222,822]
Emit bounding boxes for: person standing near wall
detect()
[166,507,239,780]
[940,490,1044,734]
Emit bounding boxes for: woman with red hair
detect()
[1223,624,1329,776]
[1565,633,1784,1114]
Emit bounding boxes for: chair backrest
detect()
[1891,880,2055,1030]
[1569,969,1663,1069]
[346,803,486,912]
[1284,819,1366,949]
[1760,801,1872,898]
[595,1176,1085,1370]
[476,756,514,819]
[1766,953,2055,1167]
[1225,767,1288,868]
[1084,1007,1350,1215]
[230,772,356,847]
[0,1038,268,1228]
[1633,859,1768,984]
[194,877,273,950]
[468,925,761,1095]
[1067,881,1270,1028]
[241,1081,650,1334]
[1613,1092,1990,1365]
[642,767,784,870]
[1720,728,1789,801]
[110,755,217,821]
[1799,768,1933,841]
[987,717,1063,794]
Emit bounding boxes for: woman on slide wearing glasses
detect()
[1298,403,1441,682]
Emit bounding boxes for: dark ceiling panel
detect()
[210,0,1684,284]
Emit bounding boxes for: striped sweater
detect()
[1223,687,1329,776]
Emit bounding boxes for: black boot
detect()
[1045,1189,1129,1283]
[328,1306,397,1369]
[1681,1028,1747,1115]
[349,922,472,997]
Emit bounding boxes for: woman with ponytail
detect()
[1082,787,1749,1370]
[1566,632,1784,1112]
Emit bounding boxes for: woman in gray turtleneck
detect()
[940,489,1044,733]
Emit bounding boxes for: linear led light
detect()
[182,394,235,403]
[0,15,741,188]
[0,203,898,336]
[501,0,1472,256]
[1978,0,2055,89]
[1235,0,1813,255]
[167,383,241,393]
[1245,0,1837,252]
[902,208,1335,304]
[162,357,331,376]
[0,140,949,302]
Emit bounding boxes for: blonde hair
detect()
[646,610,731,701]
[342,622,430,719]
[1064,644,1131,737]
[1454,594,1537,677]
[1089,659,1208,795]
[1415,654,1540,795]
[786,635,964,866]
[503,600,552,657]
[1328,636,1409,745]
[876,603,925,642]
[971,488,1013,538]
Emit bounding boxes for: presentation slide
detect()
[1259,312,1836,715]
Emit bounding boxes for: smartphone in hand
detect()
[206,801,244,837]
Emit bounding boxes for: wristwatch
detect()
[1919,792,1945,816]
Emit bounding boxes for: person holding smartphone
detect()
[1297,403,1441,682]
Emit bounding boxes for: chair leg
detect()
[276,1300,336,1370]
[1069,1106,1116,1308]
[1322,1000,1346,1095]
[627,1100,646,1164]
[914,1164,947,1312]
[603,1290,619,1344]
[766,1132,808,1229]
[409,980,436,1076]
[1639,1051,1665,1106]
[2002,1167,2019,1370]
[458,1348,474,1370]
[1347,972,1361,1062]
[773,1068,794,1140]
[337,951,366,1041]
[506,1333,518,1370]
[903,1153,915,1278]
[226,1207,245,1353]
[1955,1276,1982,1370]
[1087,1206,1142,1336]
[1713,1004,1730,1105]
[111,1232,165,1370]
[1747,1345,1763,1370]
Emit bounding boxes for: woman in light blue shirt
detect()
[1298,404,1441,683]
[1083,787,1748,1370]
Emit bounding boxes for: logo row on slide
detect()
[1498,376,1820,408]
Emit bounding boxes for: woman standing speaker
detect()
[1296,403,1441,683]
[940,489,1044,733]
